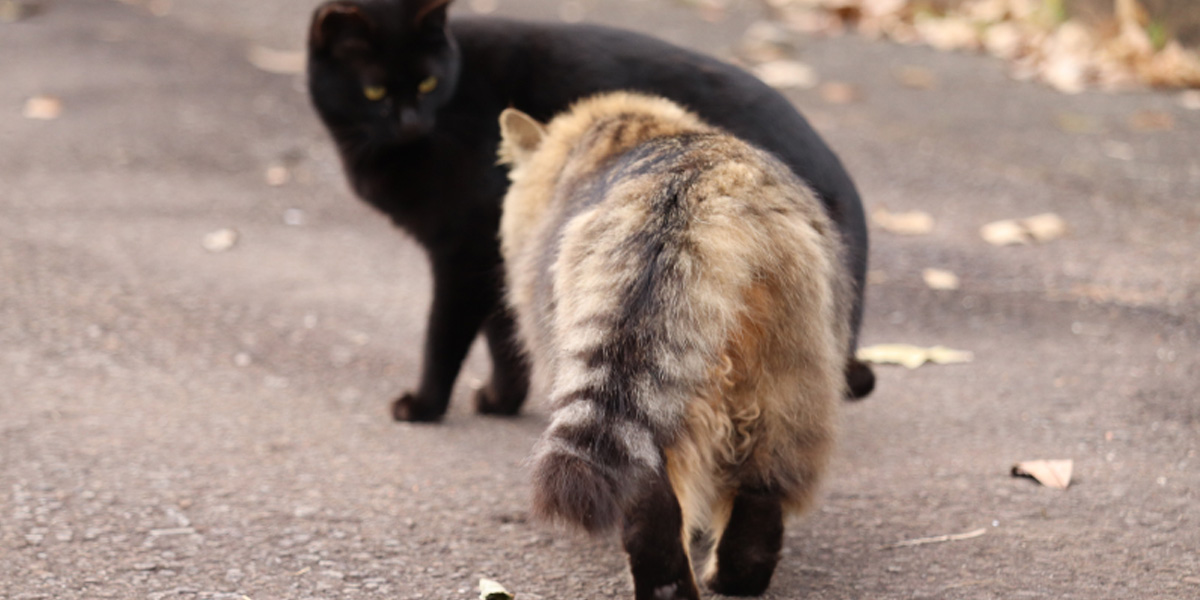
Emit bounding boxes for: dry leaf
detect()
[981,213,1067,245]
[753,59,819,89]
[265,165,290,187]
[1055,112,1100,134]
[247,45,306,75]
[1021,212,1067,242]
[23,94,62,120]
[872,207,934,235]
[922,268,960,290]
[1012,459,1073,490]
[1127,110,1174,132]
[479,578,514,600]
[202,228,239,253]
[819,81,861,104]
[1179,90,1200,111]
[856,344,974,369]
[896,65,937,89]
[981,219,1028,246]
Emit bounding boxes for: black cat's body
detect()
[308,2,872,422]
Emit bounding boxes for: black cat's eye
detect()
[418,76,438,95]
[363,85,386,101]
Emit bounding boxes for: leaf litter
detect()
[755,0,1200,92]
[981,212,1067,245]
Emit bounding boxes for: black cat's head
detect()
[307,0,460,148]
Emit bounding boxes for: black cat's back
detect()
[449,18,869,358]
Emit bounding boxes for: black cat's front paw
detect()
[473,382,523,417]
[391,392,445,422]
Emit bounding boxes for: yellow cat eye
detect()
[418,76,438,94]
[363,85,387,101]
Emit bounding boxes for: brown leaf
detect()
[1012,459,1073,490]
[922,268,960,290]
[753,60,819,89]
[819,81,861,104]
[872,207,934,235]
[23,94,62,120]
[247,45,306,75]
[981,213,1067,245]
[896,65,937,89]
[1127,110,1174,132]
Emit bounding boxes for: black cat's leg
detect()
[703,487,784,597]
[845,357,875,400]
[622,468,700,600]
[391,266,494,422]
[474,306,530,416]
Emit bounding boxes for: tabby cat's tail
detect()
[528,177,740,532]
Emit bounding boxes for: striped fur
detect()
[498,93,849,592]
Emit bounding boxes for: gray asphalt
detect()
[2,0,1197,599]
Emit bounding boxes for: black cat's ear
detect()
[412,0,453,31]
[309,1,372,53]
[498,108,547,165]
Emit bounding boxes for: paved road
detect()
[2,0,1197,598]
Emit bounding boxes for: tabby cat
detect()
[306,0,873,422]
[498,92,847,600]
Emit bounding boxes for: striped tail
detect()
[529,172,740,533]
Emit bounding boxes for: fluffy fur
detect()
[499,93,847,599]
[306,0,873,422]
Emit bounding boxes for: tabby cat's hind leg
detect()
[622,468,700,600]
[702,487,784,597]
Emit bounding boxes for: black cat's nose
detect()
[395,107,432,141]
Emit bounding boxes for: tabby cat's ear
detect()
[309,1,372,53]
[412,0,453,30]
[498,108,547,165]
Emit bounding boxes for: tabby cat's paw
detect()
[391,393,445,422]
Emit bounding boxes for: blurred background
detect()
[2,0,1197,598]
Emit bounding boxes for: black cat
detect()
[307,0,874,423]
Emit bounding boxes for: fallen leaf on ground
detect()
[753,59,819,89]
[1178,90,1200,110]
[1012,459,1073,490]
[1127,110,1174,132]
[872,207,934,235]
[202,228,239,253]
[1055,112,1101,134]
[1022,212,1067,242]
[819,81,861,104]
[922,268,960,290]
[247,45,306,75]
[265,165,290,186]
[980,219,1028,245]
[479,578,515,600]
[23,95,62,120]
[981,213,1067,245]
[896,65,937,89]
[856,344,973,369]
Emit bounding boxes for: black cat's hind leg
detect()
[622,468,701,600]
[392,265,495,422]
[703,487,785,597]
[844,357,875,400]
[473,307,530,416]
